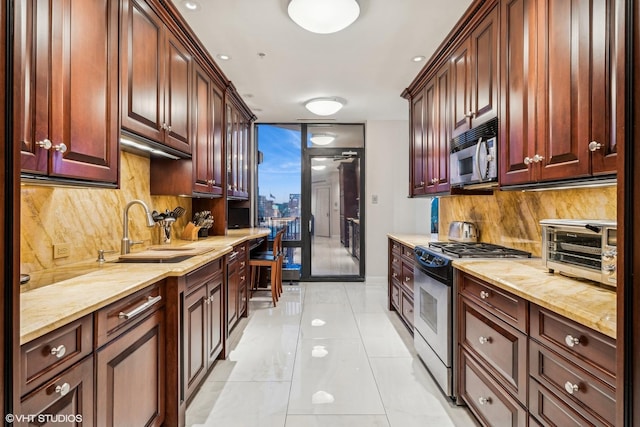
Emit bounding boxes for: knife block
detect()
[181,222,202,241]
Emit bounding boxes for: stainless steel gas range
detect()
[413,241,531,402]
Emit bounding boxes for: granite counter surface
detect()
[453,258,616,339]
[20,228,270,345]
[386,233,616,339]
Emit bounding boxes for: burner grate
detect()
[428,241,531,258]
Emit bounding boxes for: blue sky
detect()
[257,125,302,203]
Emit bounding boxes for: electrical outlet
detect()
[372,194,379,204]
[53,243,71,259]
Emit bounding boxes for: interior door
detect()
[313,186,331,237]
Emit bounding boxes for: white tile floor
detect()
[185,282,478,427]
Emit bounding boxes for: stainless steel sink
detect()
[112,255,195,264]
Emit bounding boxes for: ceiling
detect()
[172,0,473,123]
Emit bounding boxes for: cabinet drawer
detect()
[390,240,402,257]
[529,379,610,427]
[95,282,164,348]
[401,263,414,296]
[460,349,527,427]
[390,282,401,310]
[460,297,527,404]
[401,244,415,262]
[401,292,414,329]
[21,315,93,395]
[529,340,615,425]
[458,272,527,332]
[186,258,222,289]
[390,253,402,279]
[530,304,616,380]
[20,355,94,426]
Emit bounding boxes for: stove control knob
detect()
[434,257,444,266]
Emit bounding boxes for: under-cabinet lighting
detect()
[120,137,181,160]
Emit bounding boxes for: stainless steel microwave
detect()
[450,117,498,189]
[541,219,617,287]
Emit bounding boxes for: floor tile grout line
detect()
[282,282,306,426]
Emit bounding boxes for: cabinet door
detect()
[183,285,207,400]
[227,256,239,330]
[96,309,165,427]
[206,279,224,366]
[423,78,438,193]
[499,0,538,186]
[20,356,94,427]
[536,0,591,182]
[434,64,451,192]
[471,5,499,127]
[451,40,472,138]
[14,0,50,174]
[590,0,618,175]
[17,0,119,183]
[211,88,225,195]
[410,89,427,196]
[121,0,164,142]
[163,33,191,153]
[192,64,213,195]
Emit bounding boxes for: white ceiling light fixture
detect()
[216,54,231,61]
[412,55,426,62]
[310,134,335,146]
[182,0,200,11]
[311,165,327,171]
[288,0,360,34]
[305,98,344,116]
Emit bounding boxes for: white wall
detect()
[365,120,430,284]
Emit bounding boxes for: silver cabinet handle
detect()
[466,110,475,118]
[564,381,579,395]
[161,123,168,130]
[392,272,398,278]
[478,396,491,405]
[589,141,602,151]
[419,181,425,186]
[118,295,162,319]
[54,143,67,153]
[204,296,210,305]
[55,383,71,396]
[478,336,491,345]
[533,154,544,163]
[50,345,67,358]
[480,290,490,300]
[564,334,581,348]
[37,139,52,150]
[524,156,533,165]
[167,125,172,132]
[405,276,411,282]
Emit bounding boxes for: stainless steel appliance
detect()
[450,117,498,188]
[413,241,530,401]
[541,219,617,287]
[447,221,478,243]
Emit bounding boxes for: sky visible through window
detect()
[257,125,301,218]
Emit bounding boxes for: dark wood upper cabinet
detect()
[225,95,252,200]
[121,0,191,154]
[410,89,427,196]
[501,0,617,186]
[15,0,119,184]
[451,40,472,137]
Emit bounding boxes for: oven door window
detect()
[420,287,438,334]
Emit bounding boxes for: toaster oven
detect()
[541,219,617,287]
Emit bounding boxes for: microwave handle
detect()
[475,137,485,182]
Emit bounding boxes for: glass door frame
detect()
[301,135,365,281]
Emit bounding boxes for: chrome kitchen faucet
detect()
[121,199,156,254]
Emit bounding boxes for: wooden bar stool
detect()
[249,229,284,306]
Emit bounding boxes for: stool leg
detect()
[270,262,278,306]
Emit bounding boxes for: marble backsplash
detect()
[438,185,617,257]
[21,151,192,273]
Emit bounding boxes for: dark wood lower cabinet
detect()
[19,356,94,427]
[95,309,165,427]
[184,285,208,400]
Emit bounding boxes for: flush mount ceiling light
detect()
[216,54,231,61]
[310,134,335,146]
[181,0,200,11]
[288,0,360,34]
[305,98,344,116]
[412,55,426,62]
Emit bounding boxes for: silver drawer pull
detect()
[392,272,398,278]
[478,336,492,345]
[405,276,411,282]
[478,396,492,405]
[118,295,162,319]
[480,290,490,299]
[55,383,71,396]
[564,381,579,395]
[50,345,67,358]
[204,296,210,305]
[564,334,581,348]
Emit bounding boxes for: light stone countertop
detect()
[387,233,616,339]
[20,228,270,345]
[453,258,616,339]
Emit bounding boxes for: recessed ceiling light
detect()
[310,134,335,145]
[288,0,360,34]
[217,54,231,61]
[182,0,200,11]
[305,98,344,116]
[412,55,426,62]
